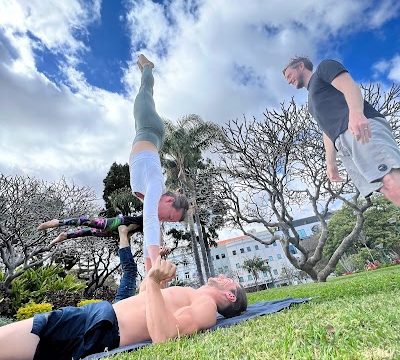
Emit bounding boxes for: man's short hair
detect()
[217,285,248,318]
[164,191,189,221]
[282,56,313,75]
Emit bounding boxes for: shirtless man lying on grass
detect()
[0,225,247,360]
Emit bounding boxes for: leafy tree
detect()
[324,196,400,261]
[161,114,222,284]
[242,256,270,291]
[102,162,142,217]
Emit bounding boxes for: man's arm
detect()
[331,72,371,143]
[144,256,216,343]
[323,132,343,182]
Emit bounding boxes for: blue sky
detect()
[0,1,399,229]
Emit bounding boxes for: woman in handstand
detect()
[129,54,188,272]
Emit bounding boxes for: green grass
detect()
[107,266,400,360]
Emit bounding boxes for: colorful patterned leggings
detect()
[59,215,143,239]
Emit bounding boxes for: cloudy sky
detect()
[1,0,399,209]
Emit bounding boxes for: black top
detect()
[307,59,384,142]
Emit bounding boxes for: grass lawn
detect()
[104,265,400,360]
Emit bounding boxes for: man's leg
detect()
[380,169,400,205]
[114,225,137,302]
[0,318,39,360]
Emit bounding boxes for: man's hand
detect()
[147,256,176,284]
[348,112,371,144]
[327,164,344,182]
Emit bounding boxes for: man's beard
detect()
[296,73,305,89]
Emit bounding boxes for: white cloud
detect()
[0,0,399,206]
[373,54,400,82]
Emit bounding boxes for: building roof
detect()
[216,234,249,246]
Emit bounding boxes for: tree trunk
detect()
[194,206,211,279]
[188,208,204,286]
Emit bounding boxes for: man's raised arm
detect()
[144,256,216,343]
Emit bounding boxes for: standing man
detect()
[283,57,400,205]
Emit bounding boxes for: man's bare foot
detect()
[138,54,154,69]
[50,232,68,246]
[37,219,59,230]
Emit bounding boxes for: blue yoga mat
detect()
[84,297,310,359]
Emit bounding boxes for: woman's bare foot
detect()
[137,60,143,72]
[50,232,68,246]
[138,54,154,69]
[37,219,59,230]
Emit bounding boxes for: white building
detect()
[162,215,325,289]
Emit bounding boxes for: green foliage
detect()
[16,301,52,320]
[77,299,102,307]
[44,289,84,309]
[242,256,271,287]
[103,163,142,217]
[324,196,400,260]
[10,265,85,312]
[0,316,13,326]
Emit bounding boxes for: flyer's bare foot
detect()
[138,54,154,69]
[137,60,143,72]
[50,232,68,246]
[37,219,59,230]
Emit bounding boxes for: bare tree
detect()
[0,175,97,293]
[214,84,400,281]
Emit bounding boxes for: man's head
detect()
[158,191,189,222]
[208,275,248,318]
[283,56,313,89]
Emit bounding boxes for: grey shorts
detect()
[335,117,400,197]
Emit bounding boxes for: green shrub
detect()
[45,289,84,309]
[16,302,52,321]
[0,316,13,326]
[10,265,86,312]
[77,299,102,307]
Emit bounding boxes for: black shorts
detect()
[31,301,120,360]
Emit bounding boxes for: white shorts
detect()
[335,117,400,197]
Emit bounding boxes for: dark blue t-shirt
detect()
[307,59,384,142]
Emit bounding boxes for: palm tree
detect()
[161,114,222,284]
[242,256,271,291]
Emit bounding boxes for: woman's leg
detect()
[50,228,113,246]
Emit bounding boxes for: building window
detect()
[255,245,259,250]
[216,255,220,259]
[273,269,278,275]
[269,256,274,261]
[223,266,228,272]
[236,263,240,269]
[247,246,251,252]
[221,253,226,259]
[182,260,188,266]
[277,254,282,259]
[248,274,253,280]
[240,248,245,253]
[232,250,237,255]
[289,244,297,254]
[185,272,190,279]
[298,229,307,239]
[273,242,277,247]
[239,276,244,282]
